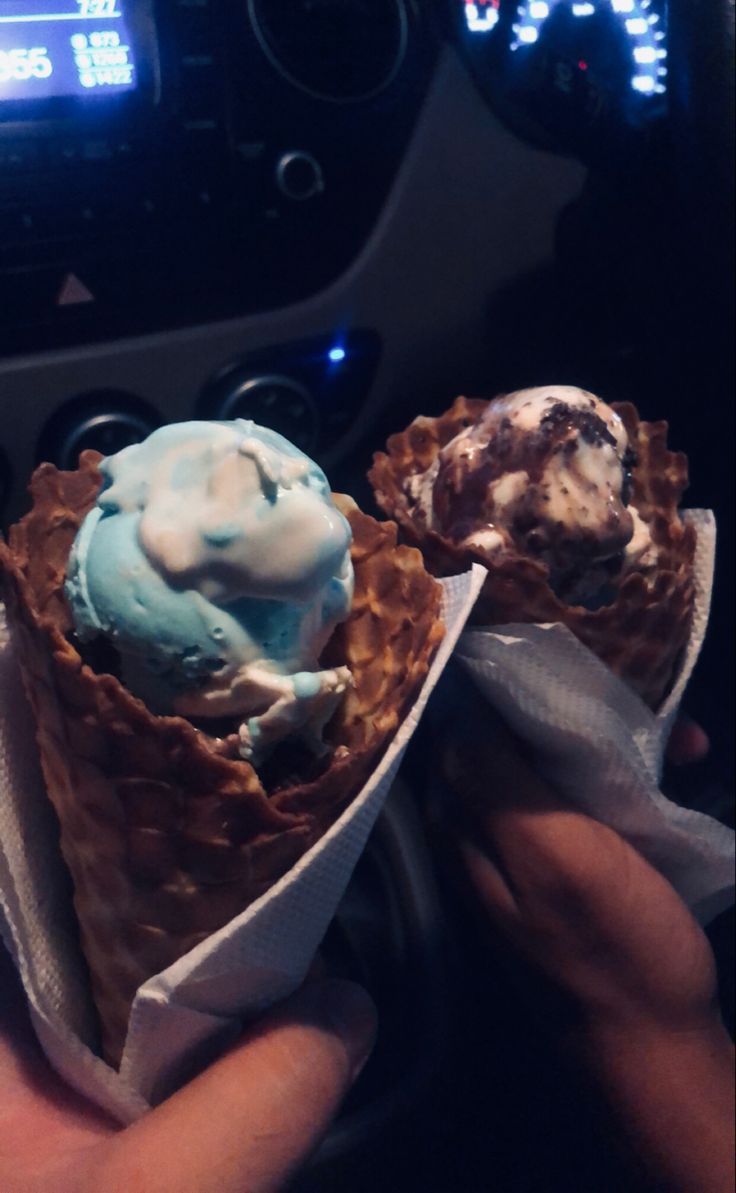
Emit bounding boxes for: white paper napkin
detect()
[454,511,734,927]
[0,565,486,1123]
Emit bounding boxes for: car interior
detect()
[1,1,733,1189]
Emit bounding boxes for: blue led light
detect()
[328,346,346,363]
[504,0,667,95]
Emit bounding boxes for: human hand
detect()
[439,710,734,1193]
[0,945,376,1193]
[440,715,720,1033]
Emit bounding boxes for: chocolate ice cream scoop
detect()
[405,386,655,605]
[369,390,696,709]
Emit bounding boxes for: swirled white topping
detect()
[65,420,354,762]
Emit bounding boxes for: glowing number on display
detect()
[78,0,120,17]
[0,47,53,82]
[463,1,501,33]
[508,0,667,93]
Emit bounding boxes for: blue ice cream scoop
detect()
[64,420,354,760]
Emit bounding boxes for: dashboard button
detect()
[0,141,41,172]
[48,141,82,167]
[77,202,102,229]
[62,412,152,460]
[181,52,216,67]
[181,116,221,133]
[113,137,143,161]
[56,272,95,307]
[81,138,114,163]
[37,393,161,470]
[212,373,318,452]
[275,152,324,201]
[235,140,266,162]
[1,264,99,326]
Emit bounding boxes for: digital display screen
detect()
[0,0,138,101]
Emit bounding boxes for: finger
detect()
[666,717,710,766]
[441,709,554,813]
[439,710,632,919]
[0,943,113,1184]
[99,979,377,1193]
[441,710,570,872]
[456,834,519,922]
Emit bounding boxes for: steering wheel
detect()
[669,0,735,316]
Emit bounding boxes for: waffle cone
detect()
[0,452,443,1066]
[369,396,696,709]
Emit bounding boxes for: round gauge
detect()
[455,0,668,159]
[249,0,408,102]
[208,373,319,454]
[36,392,160,472]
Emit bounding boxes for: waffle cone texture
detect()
[0,452,444,1066]
[369,396,695,709]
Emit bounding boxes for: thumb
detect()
[99,979,377,1193]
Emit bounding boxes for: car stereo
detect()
[0,0,436,355]
[0,0,154,106]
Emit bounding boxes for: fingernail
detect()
[289,979,378,1082]
[666,715,710,766]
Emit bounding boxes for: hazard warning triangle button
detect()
[56,272,95,307]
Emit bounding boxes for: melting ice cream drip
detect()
[65,420,355,763]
